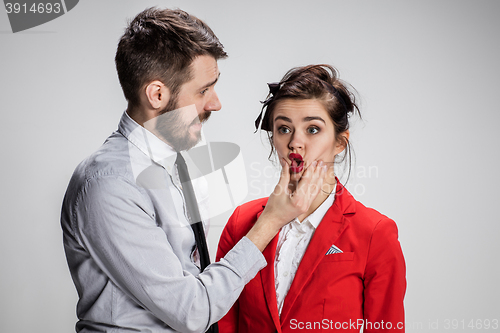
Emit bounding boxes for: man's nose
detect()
[205,91,221,112]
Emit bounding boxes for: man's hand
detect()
[246,159,327,251]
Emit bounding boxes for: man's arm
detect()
[73,160,325,332]
[216,206,244,333]
[74,175,265,333]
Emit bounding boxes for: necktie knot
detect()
[176,152,189,183]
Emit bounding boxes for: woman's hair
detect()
[256,64,361,181]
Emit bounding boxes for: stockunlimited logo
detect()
[4,0,79,32]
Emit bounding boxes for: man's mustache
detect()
[191,111,211,125]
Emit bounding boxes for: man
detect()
[61,7,325,333]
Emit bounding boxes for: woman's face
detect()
[272,98,346,184]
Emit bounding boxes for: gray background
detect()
[1,0,499,332]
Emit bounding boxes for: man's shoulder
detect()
[68,131,134,190]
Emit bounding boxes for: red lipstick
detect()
[289,153,304,173]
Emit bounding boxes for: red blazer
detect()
[216,183,406,333]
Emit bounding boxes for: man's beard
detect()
[154,98,211,152]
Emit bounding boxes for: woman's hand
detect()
[246,158,327,251]
[264,158,327,227]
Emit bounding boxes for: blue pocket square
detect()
[325,244,343,255]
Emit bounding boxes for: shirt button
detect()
[283,271,289,277]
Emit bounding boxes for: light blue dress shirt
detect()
[61,112,266,332]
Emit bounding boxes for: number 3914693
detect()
[444,319,499,330]
[5,3,61,14]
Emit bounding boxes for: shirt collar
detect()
[117,111,207,175]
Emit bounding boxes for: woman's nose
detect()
[288,132,304,151]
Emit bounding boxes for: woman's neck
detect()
[296,175,336,222]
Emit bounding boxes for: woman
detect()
[216,65,406,332]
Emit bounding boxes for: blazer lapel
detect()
[280,183,356,324]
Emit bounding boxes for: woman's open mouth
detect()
[289,153,304,173]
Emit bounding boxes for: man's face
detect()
[153,55,221,151]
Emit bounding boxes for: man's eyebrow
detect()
[201,72,220,89]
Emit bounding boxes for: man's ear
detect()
[335,130,350,155]
[145,81,170,110]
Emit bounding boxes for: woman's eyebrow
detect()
[303,116,325,124]
[274,115,326,124]
[274,115,292,123]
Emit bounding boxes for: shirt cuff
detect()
[222,236,267,284]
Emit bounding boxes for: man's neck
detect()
[127,106,154,127]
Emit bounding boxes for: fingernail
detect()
[312,161,318,167]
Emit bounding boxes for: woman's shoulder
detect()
[223,197,269,239]
[337,187,396,232]
[353,201,397,233]
[353,200,391,222]
[337,195,401,248]
[230,197,269,223]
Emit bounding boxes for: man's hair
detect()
[115,7,227,107]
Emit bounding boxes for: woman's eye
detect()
[278,126,291,134]
[307,127,320,134]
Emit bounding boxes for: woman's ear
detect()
[145,81,171,110]
[334,130,350,155]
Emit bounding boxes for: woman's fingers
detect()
[308,161,326,198]
[273,158,290,196]
[295,160,326,200]
[262,159,327,230]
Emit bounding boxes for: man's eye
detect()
[200,88,209,95]
[308,127,320,134]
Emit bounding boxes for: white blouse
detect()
[274,191,335,314]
